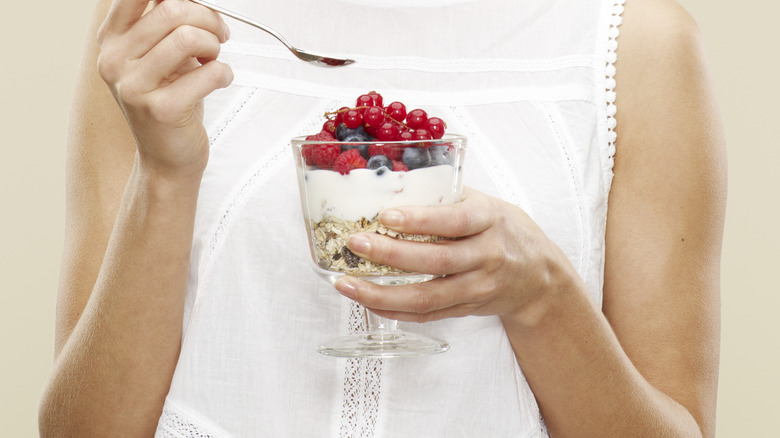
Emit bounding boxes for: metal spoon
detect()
[187,0,355,67]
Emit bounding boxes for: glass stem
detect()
[366,310,398,333]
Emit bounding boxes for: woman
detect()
[39,0,726,436]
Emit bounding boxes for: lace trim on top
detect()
[156,403,220,438]
[339,300,384,438]
[604,0,625,184]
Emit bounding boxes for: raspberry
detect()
[301,145,315,165]
[311,143,341,169]
[392,160,408,172]
[333,149,368,175]
[368,143,403,161]
[304,131,336,166]
[309,130,336,142]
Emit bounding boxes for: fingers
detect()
[123,0,229,58]
[98,0,233,106]
[346,189,506,275]
[99,0,228,56]
[334,274,492,323]
[139,25,223,86]
[378,188,494,238]
[347,233,483,276]
[155,60,234,111]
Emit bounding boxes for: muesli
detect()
[311,215,441,276]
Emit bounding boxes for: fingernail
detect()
[335,279,356,299]
[380,209,403,226]
[348,235,371,254]
[222,22,231,41]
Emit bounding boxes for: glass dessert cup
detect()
[292,134,466,358]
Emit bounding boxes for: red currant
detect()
[333,106,350,125]
[343,109,363,129]
[425,117,446,139]
[406,109,428,129]
[363,106,385,126]
[322,119,337,135]
[357,91,383,108]
[398,130,414,141]
[376,122,399,141]
[385,102,407,123]
[368,91,383,107]
[413,128,432,142]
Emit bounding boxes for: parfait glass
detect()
[292,134,466,357]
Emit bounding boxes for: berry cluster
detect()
[302,91,453,175]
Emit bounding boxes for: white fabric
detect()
[155,0,624,436]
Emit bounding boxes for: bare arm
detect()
[599,0,725,434]
[501,1,724,436]
[333,0,725,436]
[38,0,232,436]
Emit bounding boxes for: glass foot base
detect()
[318,331,449,358]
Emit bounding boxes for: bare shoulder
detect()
[619,0,702,52]
[612,0,726,206]
[616,0,719,125]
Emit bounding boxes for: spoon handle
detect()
[187,0,291,49]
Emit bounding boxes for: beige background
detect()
[1,0,778,436]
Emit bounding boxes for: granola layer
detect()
[311,215,441,276]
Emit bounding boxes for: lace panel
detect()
[156,403,219,438]
[603,0,625,187]
[339,300,384,438]
[540,101,589,275]
[208,88,258,149]
[446,105,532,212]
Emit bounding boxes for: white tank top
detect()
[155,0,625,436]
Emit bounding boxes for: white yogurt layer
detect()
[303,165,458,222]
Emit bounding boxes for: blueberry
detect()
[342,132,374,143]
[335,124,373,142]
[402,147,431,170]
[334,123,349,141]
[367,155,393,172]
[429,144,454,166]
